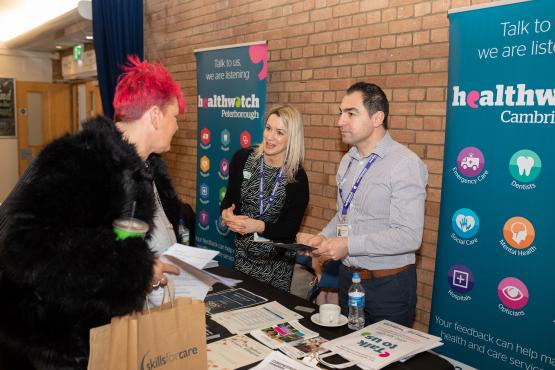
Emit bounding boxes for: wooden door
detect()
[85,80,103,118]
[16,81,72,175]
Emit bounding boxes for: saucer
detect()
[310,313,348,327]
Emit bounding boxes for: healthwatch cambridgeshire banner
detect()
[194,42,267,266]
[429,1,555,370]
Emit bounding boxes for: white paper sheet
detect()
[162,243,219,269]
[210,301,303,335]
[250,350,316,370]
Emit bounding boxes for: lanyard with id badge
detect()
[337,154,379,237]
[253,155,285,242]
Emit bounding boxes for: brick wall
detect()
[144,0,497,331]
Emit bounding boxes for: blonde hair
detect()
[255,104,305,183]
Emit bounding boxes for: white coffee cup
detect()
[319,303,341,324]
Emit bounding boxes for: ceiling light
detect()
[55,45,63,49]
[85,35,93,40]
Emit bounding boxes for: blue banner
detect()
[194,42,267,266]
[429,1,555,369]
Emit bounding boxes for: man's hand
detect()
[296,232,325,247]
[296,232,326,256]
[313,236,349,261]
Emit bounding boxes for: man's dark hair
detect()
[346,82,389,129]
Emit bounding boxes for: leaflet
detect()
[250,320,319,350]
[279,336,329,359]
[250,350,316,370]
[205,288,268,315]
[210,301,303,335]
[319,320,443,370]
[207,335,271,370]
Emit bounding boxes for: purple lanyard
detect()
[259,155,285,218]
[339,153,379,217]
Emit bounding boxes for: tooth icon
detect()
[516,156,534,176]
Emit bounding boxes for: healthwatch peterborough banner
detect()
[194,42,267,266]
[429,1,555,369]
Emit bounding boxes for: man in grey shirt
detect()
[298,82,428,327]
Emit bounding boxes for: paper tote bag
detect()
[137,297,207,370]
[88,297,207,370]
[88,323,111,370]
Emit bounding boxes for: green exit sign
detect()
[73,44,84,61]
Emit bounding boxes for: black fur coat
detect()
[0,116,183,368]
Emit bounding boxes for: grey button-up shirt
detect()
[321,131,428,270]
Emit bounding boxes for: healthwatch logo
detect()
[451,84,555,124]
[451,84,555,108]
[198,94,260,109]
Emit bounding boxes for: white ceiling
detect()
[0,0,92,52]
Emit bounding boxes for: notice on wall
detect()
[194,42,268,266]
[429,1,555,370]
[0,78,16,137]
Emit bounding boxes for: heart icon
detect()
[456,214,475,232]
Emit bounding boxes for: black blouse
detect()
[221,147,309,242]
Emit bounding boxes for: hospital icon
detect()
[448,264,474,293]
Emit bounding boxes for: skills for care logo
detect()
[499,216,537,256]
[451,83,555,125]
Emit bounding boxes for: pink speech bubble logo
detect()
[249,44,268,80]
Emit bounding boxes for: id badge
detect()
[337,223,349,237]
[253,232,270,242]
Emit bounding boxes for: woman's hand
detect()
[150,258,180,290]
[221,204,247,233]
[221,204,264,235]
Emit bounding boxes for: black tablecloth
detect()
[208,266,454,370]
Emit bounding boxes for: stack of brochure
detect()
[319,320,443,370]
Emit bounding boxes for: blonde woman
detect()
[221,104,309,291]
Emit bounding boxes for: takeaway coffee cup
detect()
[113,217,149,240]
[319,303,341,324]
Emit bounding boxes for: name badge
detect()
[337,223,349,237]
[253,232,270,242]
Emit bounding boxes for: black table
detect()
[208,266,454,370]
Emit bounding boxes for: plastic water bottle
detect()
[348,272,365,330]
[178,218,189,245]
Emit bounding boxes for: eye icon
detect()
[502,286,523,301]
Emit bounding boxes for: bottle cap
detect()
[352,272,361,282]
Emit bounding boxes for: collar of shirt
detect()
[347,131,394,161]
